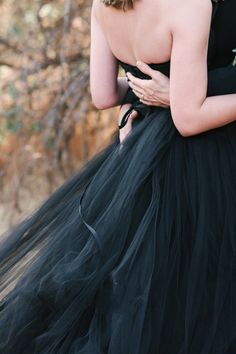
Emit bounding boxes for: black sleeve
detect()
[207,64,236,96]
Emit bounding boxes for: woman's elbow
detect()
[91,93,117,110]
[172,111,200,137]
[176,123,195,137]
[92,99,108,110]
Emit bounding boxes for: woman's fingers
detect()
[129,109,138,120]
[129,83,144,97]
[132,87,158,102]
[140,98,169,108]
[118,104,139,143]
[136,61,155,78]
[127,72,148,89]
[132,88,142,98]
[126,65,170,108]
[127,65,170,107]
[127,72,157,98]
[132,88,167,106]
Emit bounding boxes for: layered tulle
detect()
[1,102,236,353]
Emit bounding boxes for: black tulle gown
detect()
[1,2,236,353]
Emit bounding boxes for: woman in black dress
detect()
[0,0,236,353]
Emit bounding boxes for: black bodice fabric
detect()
[1,2,236,354]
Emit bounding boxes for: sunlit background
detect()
[0,0,117,231]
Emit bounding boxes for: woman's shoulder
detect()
[170,0,212,26]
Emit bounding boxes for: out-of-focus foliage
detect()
[0,0,117,228]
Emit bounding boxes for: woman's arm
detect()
[125,61,236,106]
[90,2,129,110]
[170,0,236,137]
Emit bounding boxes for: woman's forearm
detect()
[200,93,236,129]
[175,65,236,136]
[91,76,129,110]
[173,93,236,137]
[125,62,236,136]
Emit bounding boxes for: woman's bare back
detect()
[94,0,172,65]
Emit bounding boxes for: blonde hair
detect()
[102,0,135,10]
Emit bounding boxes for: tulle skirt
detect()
[0,107,236,354]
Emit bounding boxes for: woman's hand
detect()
[119,61,169,144]
[118,104,138,144]
[127,61,170,108]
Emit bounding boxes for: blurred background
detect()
[0,0,117,232]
